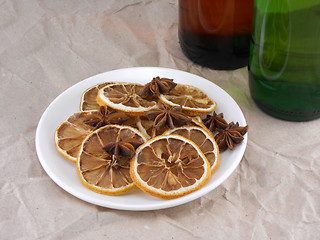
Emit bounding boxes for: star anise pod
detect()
[103,138,143,158]
[140,77,177,98]
[84,106,129,129]
[145,105,191,131]
[202,112,228,132]
[215,122,248,152]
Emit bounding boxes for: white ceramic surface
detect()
[35,67,247,211]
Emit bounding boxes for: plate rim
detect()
[35,67,247,211]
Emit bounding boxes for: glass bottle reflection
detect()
[249,0,320,121]
[179,0,253,70]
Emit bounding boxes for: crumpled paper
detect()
[1,0,319,239]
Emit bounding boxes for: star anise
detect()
[140,77,177,98]
[84,106,129,129]
[215,122,248,152]
[103,138,143,158]
[145,105,191,131]
[202,112,228,132]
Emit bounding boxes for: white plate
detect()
[35,67,247,211]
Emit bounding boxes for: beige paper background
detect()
[1,0,319,239]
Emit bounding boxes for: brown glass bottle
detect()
[179,0,253,70]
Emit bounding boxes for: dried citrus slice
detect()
[164,126,219,173]
[80,82,114,111]
[54,108,138,162]
[97,82,159,115]
[54,111,102,162]
[77,125,147,195]
[136,116,207,139]
[159,84,217,116]
[130,134,211,199]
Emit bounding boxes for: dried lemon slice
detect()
[130,134,211,199]
[136,116,208,139]
[159,84,217,116]
[80,82,114,111]
[97,83,159,115]
[54,111,102,162]
[77,125,147,195]
[54,108,137,162]
[164,126,219,173]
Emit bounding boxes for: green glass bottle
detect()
[248,0,320,121]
